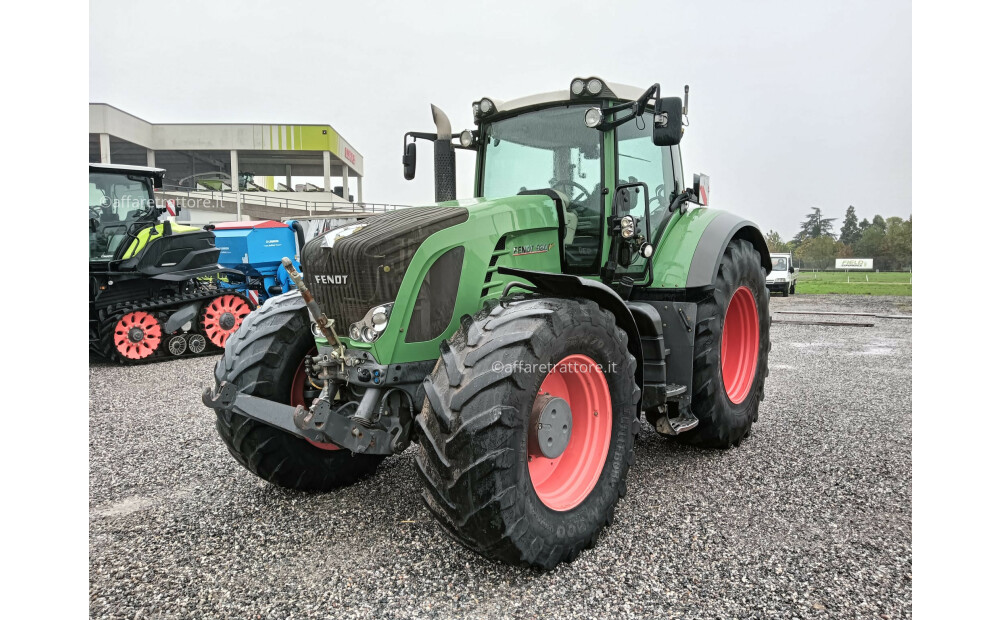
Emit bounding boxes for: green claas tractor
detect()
[204,77,771,569]
[90,163,252,363]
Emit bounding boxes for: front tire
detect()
[212,291,384,491]
[415,297,641,569]
[679,239,770,448]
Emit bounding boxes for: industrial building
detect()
[88,104,392,223]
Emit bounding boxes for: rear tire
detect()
[679,239,770,448]
[415,297,641,569]
[212,291,384,491]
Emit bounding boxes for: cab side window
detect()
[616,112,675,236]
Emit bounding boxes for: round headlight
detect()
[362,326,377,342]
[587,78,603,95]
[459,130,474,148]
[584,107,603,128]
[620,215,636,239]
[349,323,362,341]
[571,79,585,95]
[371,308,388,331]
[641,243,654,258]
[480,98,494,114]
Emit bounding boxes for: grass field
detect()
[784,270,912,296]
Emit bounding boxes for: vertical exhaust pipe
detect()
[430,104,456,203]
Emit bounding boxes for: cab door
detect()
[613,110,677,284]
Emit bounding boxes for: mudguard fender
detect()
[496,267,644,407]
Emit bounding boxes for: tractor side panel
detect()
[367,196,563,365]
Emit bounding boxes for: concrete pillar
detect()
[146,149,156,168]
[100,133,111,163]
[231,150,241,220]
[323,151,331,192]
[357,176,363,203]
[285,164,292,191]
[342,165,349,202]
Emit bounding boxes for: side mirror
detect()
[652,97,684,146]
[402,142,417,180]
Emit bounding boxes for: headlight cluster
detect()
[775,277,786,283]
[571,77,606,97]
[349,303,394,343]
[620,215,636,238]
[473,98,497,120]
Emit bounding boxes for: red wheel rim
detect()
[202,295,252,348]
[113,311,162,360]
[721,286,760,404]
[290,357,341,451]
[528,354,612,512]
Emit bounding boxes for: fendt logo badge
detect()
[314,275,350,285]
[513,243,555,256]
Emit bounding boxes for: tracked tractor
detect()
[90,164,253,363]
[204,78,771,569]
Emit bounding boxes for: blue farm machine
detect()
[210,220,307,307]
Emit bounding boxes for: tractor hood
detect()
[301,206,470,340]
[300,195,562,352]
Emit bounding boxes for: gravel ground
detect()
[90,294,912,619]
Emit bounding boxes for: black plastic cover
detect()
[406,247,465,342]
[302,207,469,331]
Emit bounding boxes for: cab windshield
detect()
[771,257,788,271]
[90,172,156,260]
[481,104,603,272]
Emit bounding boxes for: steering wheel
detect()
[550,180,592,208]
[652,184,667,207]
[649,184,672,221]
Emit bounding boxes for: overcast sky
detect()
[90,0,910,240]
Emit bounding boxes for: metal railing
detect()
[157,184,408,215]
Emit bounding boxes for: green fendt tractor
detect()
[204,78,771,569]
[90,164,251,363]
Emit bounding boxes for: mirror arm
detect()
[405,131,437,145]
[596,83,660,131]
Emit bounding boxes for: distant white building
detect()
[88,103,365,202]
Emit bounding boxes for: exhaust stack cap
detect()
[430,104,452,140]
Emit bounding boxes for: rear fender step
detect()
[653,404,700,436]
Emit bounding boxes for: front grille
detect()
[301,207,469,331]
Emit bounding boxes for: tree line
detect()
[765,206,912,271]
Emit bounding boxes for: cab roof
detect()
[485,80,651,116]
[89,163,166,177]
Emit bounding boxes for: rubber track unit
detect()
[94,286,251,365]
[415,296,641,569]
[213,291,384,491]
[679,239,771,448]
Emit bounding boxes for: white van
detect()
[766,252,797,296]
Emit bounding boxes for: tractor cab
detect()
[89,164,166,262]
[402,78,705,295]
